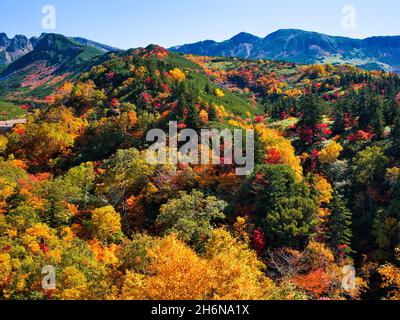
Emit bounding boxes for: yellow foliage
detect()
[59,266,88,300]
[89,239,119,265]
[314,174,333,206]
[0,135,8,153]
[215,88,225,98]
[121,234,211,300]
[319,141,343,164]
[233,216,250,244]
[386,167,400,186]
[169,68,186,81]
[129,111,138,127]
[205,228,276,300]
[256,124,303,180]
[90,206,121,242]
[121,231,277,300]
[214,104,228,118]
[379,247,400,300]
[199,109,209,125]
[0,177,17,212]
[0,253,12,287]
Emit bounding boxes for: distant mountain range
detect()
[0,33,118,66]
[3,29,400,101]
[170,29,400,72]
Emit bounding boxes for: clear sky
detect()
[1,0,399,49]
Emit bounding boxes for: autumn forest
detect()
[0,32,400,302]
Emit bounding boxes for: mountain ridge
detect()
[170,29,400,72]
[0,32,119,66]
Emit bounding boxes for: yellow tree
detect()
[205,229,276,300]
[319,141,343,164]
[90,206,122,243]
[121,235,212,300]
[256,124,303,180]
[379,247,400,300]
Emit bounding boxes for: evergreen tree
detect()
[332,108,346,135]
[391,108,400,159]
[328,194,353,250]
[372,104,386,139]
[299,95,323,128]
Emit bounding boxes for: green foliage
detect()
[327,194,353,250]
[0,101,27,121]
[243,164,318,248]
[157,190,226,247]
[353,146,388,186]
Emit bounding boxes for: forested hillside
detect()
[1,44,400,300]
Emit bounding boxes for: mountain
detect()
[0,33,106,100]
[68,37,119,53]
[0,33,37,65]
[0,33,118,66]
[170,29,400,72]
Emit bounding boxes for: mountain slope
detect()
[0,33,118,66]
[69,37,119,53]
[0,34,105,100]
[170,29,400,72]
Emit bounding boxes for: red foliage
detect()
[266,148,282,164]
[162,83,171,94]
[316,123,332,136]
[347,130,374,142]
[39,243,49,254]
[252,228,266,255]
[291,268,332,298]
[254,115,265,124]
[145,77,152,85]
[19,104,30,111]
[110,98,119,108]
[107,71,116,81]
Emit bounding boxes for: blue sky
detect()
[1,0,400,49]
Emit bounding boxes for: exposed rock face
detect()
[0,33,37,65]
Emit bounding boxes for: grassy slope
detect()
[0,100,27,121]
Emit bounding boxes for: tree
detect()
[199,109,209,125]
[327,195,353,251]
[379,247,400,300]
[319,141,343,164]
[266,195,318,248]
[353,146,388,186]
[204,228,276,299]
[99,148,154,231]
[296,95,325,148]
[390,109,400,158]
[121,231,278,300]
[371,97,386,139]
[0,135,8,154]
[244,164,318,248]
[157,190,226,247]
[120,234,212,300]
[9,108,86,167]
[89,206,122,243]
